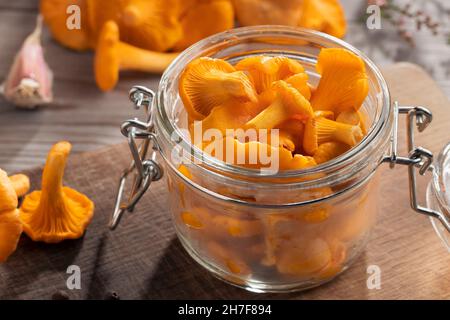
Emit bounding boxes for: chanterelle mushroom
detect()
[174,0,234,51]
[87,0,182,52]
[298,0,347,39]
[303,116,363,155]
[179,57,257,120]
[0,169,23,263]
[94,20,179,91]
[19,142,94,243]
[235,55,305,94]
[40,0,93,51]
[233,0,303,27]
[311,48,368,113]
[245,80,313,130]
[232,0,346,39]
[9,174,30,198]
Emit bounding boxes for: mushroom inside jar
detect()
[170,48,376,285]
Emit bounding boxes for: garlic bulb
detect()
[1,15,53,109]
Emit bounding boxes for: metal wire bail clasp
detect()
[109,86,163,230]
[384,102,450,233]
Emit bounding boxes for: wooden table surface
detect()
[0,0,449,173]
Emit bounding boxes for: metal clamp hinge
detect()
[384,102,450,233]
[109,86,164,230]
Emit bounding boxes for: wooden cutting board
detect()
[0,63,449,299]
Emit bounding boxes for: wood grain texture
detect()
[0,64,449,300]
[0,0,449,172]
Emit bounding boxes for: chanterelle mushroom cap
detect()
[174,0,234,51]
[311,48,368,113]
[245,80,313,130]
[87,0,182,52]
[8,174,30,198]
[233,0,303,27]
[0,210,23,263]
[0,170,18,212]
[179,57,258,120]
[235,55,305,94]
[40,0,93,51]
[313,142,349,164]
[0,169,22,263]
[298,0,347,39]
[19,141,94,243]
[285,73,311,100]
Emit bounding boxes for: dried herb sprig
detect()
[367,0,446,46]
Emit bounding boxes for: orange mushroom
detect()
[0,169,22,263]
[275,119,304,152]
[179,57,257,120]
[94,20,179,91]
[177,164,193,208]
[235,56,305,94]
[314,110,335,120]
[0,170,18,213]
[276,237,332,277]
[181,206,262,238]
[199,101,261,136]
[268,130,297,152]
[174,0,234,51]
[233,0,303,27]
[181,211,204,229]
[313,141,350,164]
[204,136,317,171]
[336,110,368,134]
[207,241,251,275]
[19,142,94,243]
[302,207,330,223]
[0,212,23,263]
[336,110,361,126]
[315,239,347,279]
[245,80,313,130]
[211,214,262,238]
[303,116,363,155]
[232,0,346,38]
[285,72,311,100]
[87,0,182,52]
[298,0,347,39]
[9,174,30,197]
[40,0,93,51]
[311,48,369,113]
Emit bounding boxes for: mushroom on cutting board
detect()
[19,142,95,243]
[0,170,23,263]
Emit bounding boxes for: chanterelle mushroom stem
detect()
[37,142,71,216]
[119,42,179,73]
[94,20,179,91]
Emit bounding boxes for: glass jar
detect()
[110,26,450,293]
[427,143,450,251]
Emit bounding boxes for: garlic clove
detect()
[1,15,53,109]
